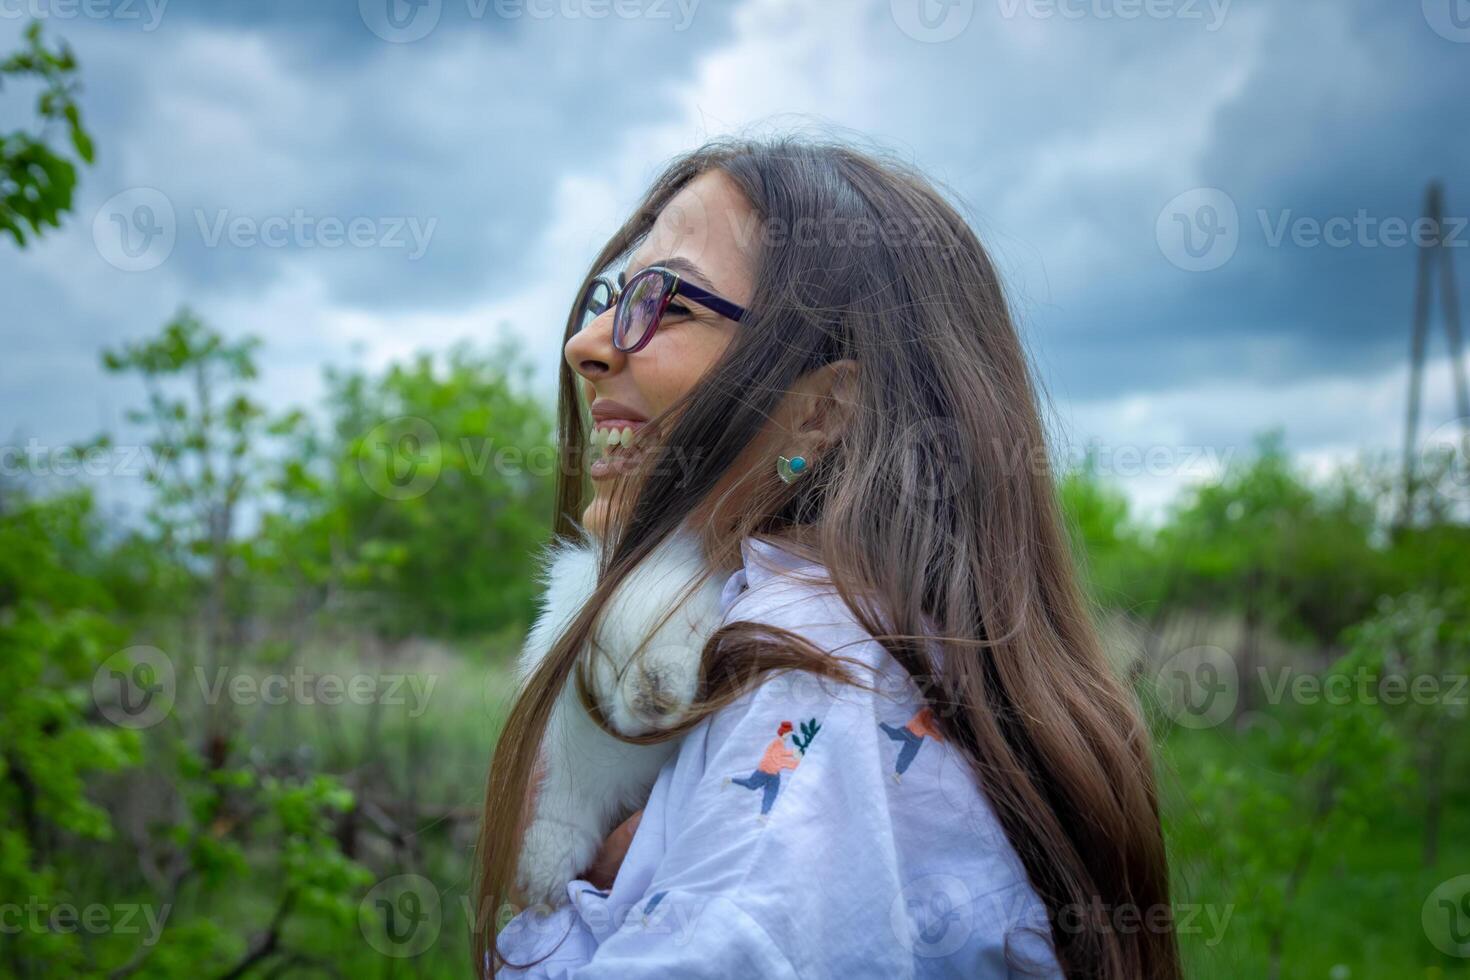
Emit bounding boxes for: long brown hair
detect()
[473,133,1180,979]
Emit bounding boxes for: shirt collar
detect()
[719,535,828,616]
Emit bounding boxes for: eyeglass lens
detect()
[579,280,613,333]
[577,270,672,350]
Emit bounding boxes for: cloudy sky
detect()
[2,0,1467,516]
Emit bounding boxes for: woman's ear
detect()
[789,358,860,450]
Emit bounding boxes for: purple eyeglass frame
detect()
[580,265,748,354]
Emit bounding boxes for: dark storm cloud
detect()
[1,0,1466,515]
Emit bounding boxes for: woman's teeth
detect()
[590,425,640,456]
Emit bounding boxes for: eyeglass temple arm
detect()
[672,278,746,323]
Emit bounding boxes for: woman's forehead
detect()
[632,171,756,303]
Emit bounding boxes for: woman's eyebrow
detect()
[621,256,716,291]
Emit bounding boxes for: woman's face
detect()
[565,170,757,538]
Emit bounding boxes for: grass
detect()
[232,638,516,977]
[1160,721,1470,979]
[95,630,1466,978]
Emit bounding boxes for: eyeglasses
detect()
[576,265,748,353]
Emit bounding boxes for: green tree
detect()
[1346,590,1470,866]
[0,489,139,975]
[1,21,94,246]
[1058,452,1152,610]
[1153,433,1386,710]
[259,339,556,638]
[1173,643,1408,980]
[101,308,302,749]
[5,310,380,978]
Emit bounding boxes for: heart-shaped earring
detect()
[776,454,808,484]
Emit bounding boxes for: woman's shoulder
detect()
[701,536,955,789]
[650,536,1057,976]
[707,533,1041,862]
[719,535,888,653]
[712,535,919,722]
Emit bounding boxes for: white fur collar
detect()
[514,526,730,736]
[512,526,732,905]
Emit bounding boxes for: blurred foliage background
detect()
[3,21,1468,980]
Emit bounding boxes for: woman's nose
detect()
[564,308,624,381]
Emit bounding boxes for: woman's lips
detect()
[590,454,646,480]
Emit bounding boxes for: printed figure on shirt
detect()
[726,718,820,817]
[879,706,944,781]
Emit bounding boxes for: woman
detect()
[475,135,1179,978]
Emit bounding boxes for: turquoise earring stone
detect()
[776,454,807,484]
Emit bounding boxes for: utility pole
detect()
[1400,181,1470,527]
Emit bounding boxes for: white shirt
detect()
[493,536,1061,979]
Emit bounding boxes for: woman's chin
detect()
[581,499,605,538]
